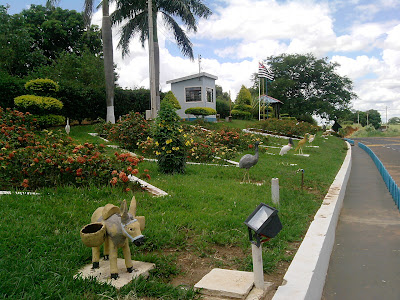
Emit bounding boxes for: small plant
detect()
[154,101,186,174]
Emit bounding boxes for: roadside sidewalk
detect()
[323,145,400,299]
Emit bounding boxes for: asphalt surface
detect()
[322,139,400,300]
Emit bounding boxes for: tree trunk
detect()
[102,0,115,124]
[153,10,160,111]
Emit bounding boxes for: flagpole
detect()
[258,77,261,121]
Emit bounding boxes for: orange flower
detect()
[125,188,131,192]
[76,156,85,164]
[76,168,83,176]
[21,179,29,188]
[110,177,118,186]
[33,158,39,163]
[112,170,118,175]
[119,171,127,179]
[131,169,139,175]
[145,174,151,180]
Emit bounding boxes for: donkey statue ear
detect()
[129,196,137,216]
[120,199,130,224]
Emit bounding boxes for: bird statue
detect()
[239,141,261,183]
[65,117,70,135]
[308,134,315,144]
[295,134,309,155]
[279,138,294,156]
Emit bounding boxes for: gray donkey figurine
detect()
[80,196,145,279]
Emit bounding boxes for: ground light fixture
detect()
[244,203,283,290]
[244,202,282,247]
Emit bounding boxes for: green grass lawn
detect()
[0,123,347,299]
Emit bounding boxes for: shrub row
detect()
[255,118,318,137]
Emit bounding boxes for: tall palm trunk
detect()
[153,14,160,111]
[102,0,116,123]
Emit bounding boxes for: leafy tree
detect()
[0,5,102,77]
[353,110,381,129]
[264,53,356,120]
[388,117,400,125]
[112,0,212,112]
[235,85,252,106]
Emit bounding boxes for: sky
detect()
[4,0,400,122]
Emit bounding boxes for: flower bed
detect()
[0,107,146,191]
[254,119,318,138]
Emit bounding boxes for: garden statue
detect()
[80,196,145,279]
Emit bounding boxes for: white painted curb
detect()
[272,141,352,300]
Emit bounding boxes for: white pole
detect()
[148,0,157,119]
[252,243,264,289]
[258,77,261,121]
[271,178,279,206]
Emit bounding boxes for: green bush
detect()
[255,118,318,137]
[0,71,25,109]
[34,114,65,128]
[14,95,63,115]
[231,109,252,120]
[162,91,181,110]
[233,104,252,112]
[24,78,59,97]
[216,99,230,118]
[185,107,217,118]
[154,101,186,174]
[104,112,150,151]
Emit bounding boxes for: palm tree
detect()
[84,0,116,124]
[112,0,212,111]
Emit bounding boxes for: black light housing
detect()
[244,203,282,246]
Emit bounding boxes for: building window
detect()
[185,87,202,102]
[206,87,213,103]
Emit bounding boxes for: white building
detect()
[166,72,218,122]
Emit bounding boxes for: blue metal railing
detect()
[358,142,400,209]
[343,138,355,145]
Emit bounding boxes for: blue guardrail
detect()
[343,138,355,145]
[358,142,400,210]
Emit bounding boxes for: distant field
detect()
[347,123,400,138]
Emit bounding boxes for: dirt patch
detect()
[167,242,301,299]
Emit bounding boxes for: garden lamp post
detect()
[244,203,282,289]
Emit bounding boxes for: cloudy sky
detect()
[6,0,400,121]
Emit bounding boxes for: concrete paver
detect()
[323,143,400,300]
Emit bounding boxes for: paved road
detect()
[355,137,400,184]
[322,141,400,300]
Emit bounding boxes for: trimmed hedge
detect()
[231,109,252,120]
[185,107,217,117]
[14,95,63,115]
[33,114,65,128]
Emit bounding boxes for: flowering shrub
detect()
[0,107,145,191]
[96,112,150,151]
[255,119,318,137]
[154,101,186,173]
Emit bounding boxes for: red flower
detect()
[144,169,149,172]
[125,188,131,192]
[131,169,139,175]
[76,168,83,176]
[112,170,118,175]
[145,174,151,180]
[249,144,254,148]
[76,156,85,164]
[45,158,52,164]
[33,158,39,163]
[119,171,127,179]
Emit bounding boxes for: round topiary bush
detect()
[24,78,59,97]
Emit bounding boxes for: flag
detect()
[258,62,274,81]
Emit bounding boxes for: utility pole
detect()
[367,112,369,126]
[386,106,388,129]
[148,0,157,119]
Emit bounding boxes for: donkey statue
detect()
[82,196,145,279]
